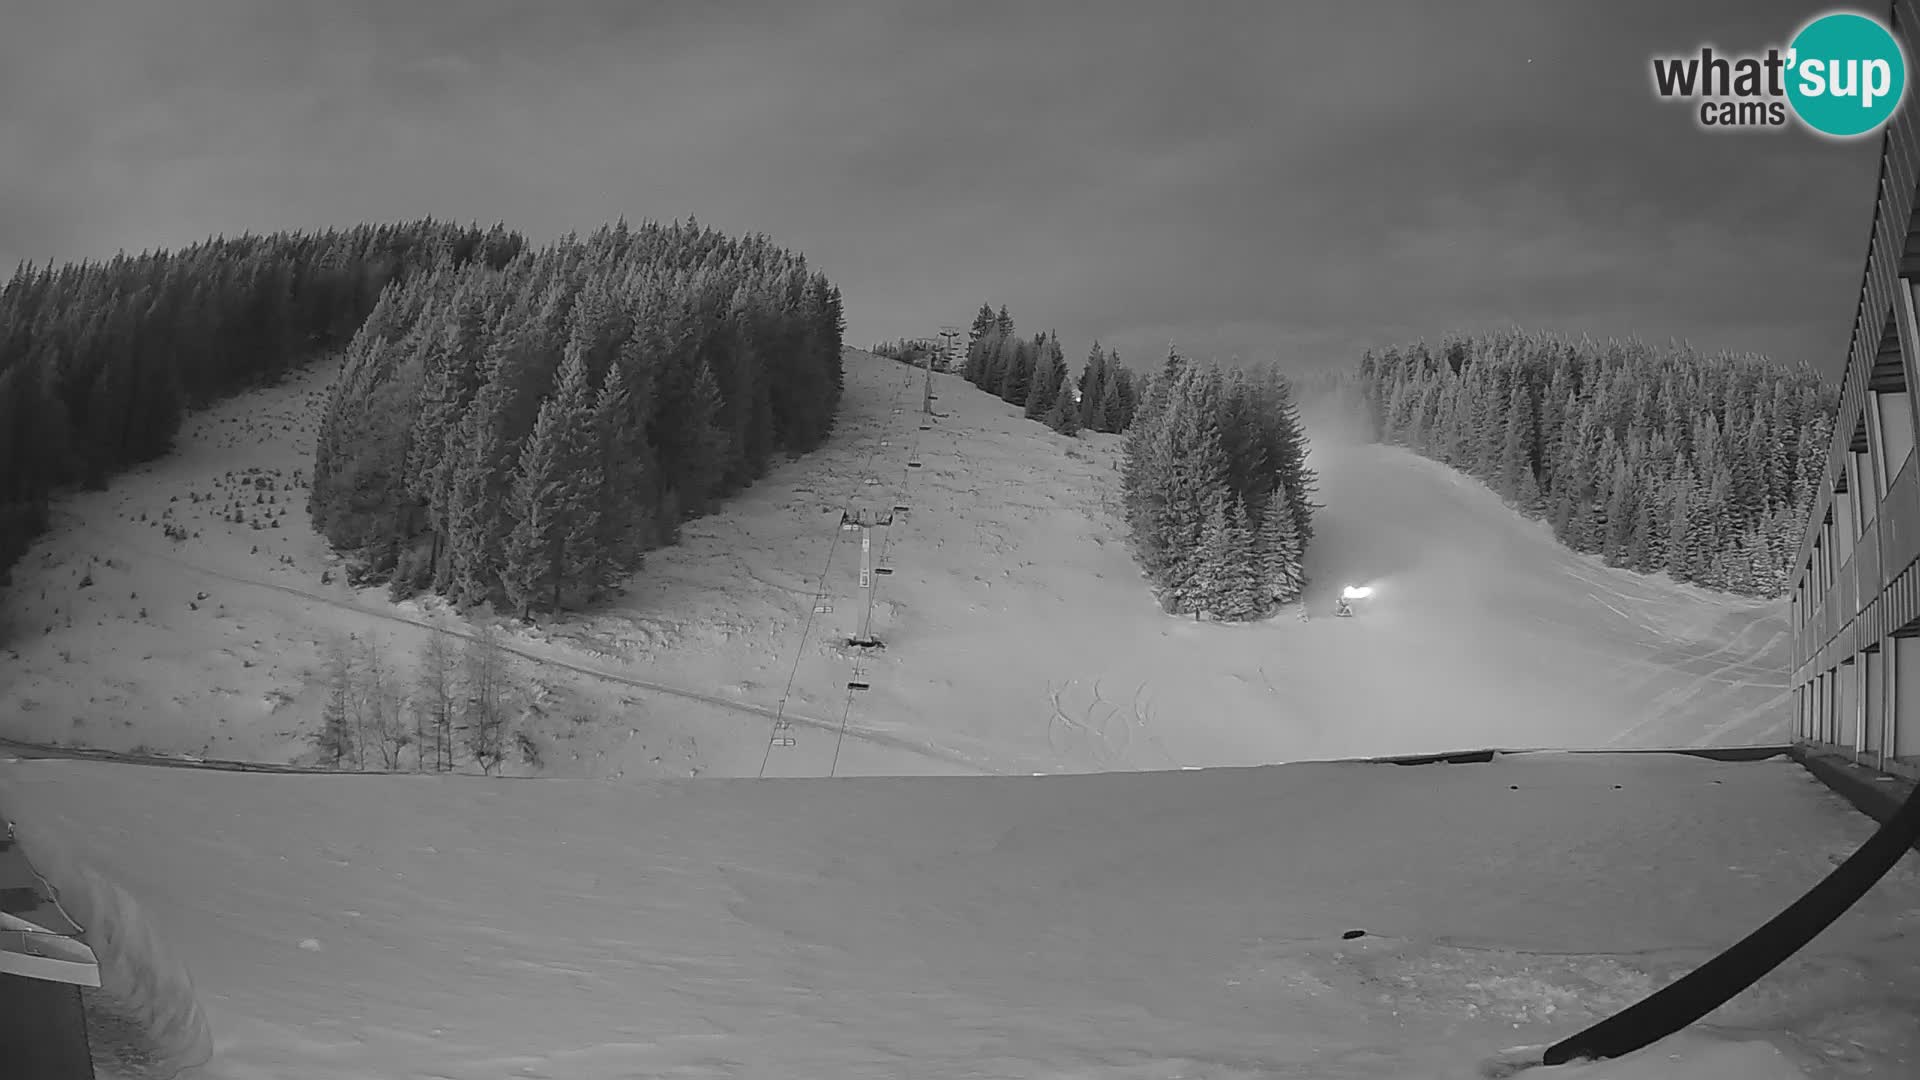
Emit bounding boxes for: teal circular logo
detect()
[1786,12,1907,138]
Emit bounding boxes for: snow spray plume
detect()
[1534,776,1920,1067]
[0,783,217,1078]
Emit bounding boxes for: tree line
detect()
[309,218,847,618]
[959,303,1143,436]
[1354,330,1833,596]
[1121,350,1316,620]
[872,337,953,370]
[0,221,525,596]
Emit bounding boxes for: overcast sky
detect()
[0,0,1889,377]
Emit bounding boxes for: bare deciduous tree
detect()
[462,620,511,775]
[361,633,410,769]
[414,620,457,772]
[316,632,357,767]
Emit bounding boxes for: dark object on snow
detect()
[1340,929,1366,940]
[1540,774,1920,1067]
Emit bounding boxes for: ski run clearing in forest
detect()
[2,348,1790,779]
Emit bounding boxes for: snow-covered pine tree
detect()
[1047,374,1081,435]
[1185,499,1236,617]
[1095,366,1125,432]
[499,391,571,619]
[589,351,657,584]
[1213,498,1267,620]
[1110,356,1139,431]
[998,335,1036,406]
[1255,490,1306,604]
[1078,344,1107,429]
[967,303,997,354]
[1026,334,1067,420]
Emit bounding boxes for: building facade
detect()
[1792,0,1920,781]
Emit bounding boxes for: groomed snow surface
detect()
[0,350,1907,1077]
[3,752,1917,1078]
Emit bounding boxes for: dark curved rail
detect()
[1541,772,1920,1066]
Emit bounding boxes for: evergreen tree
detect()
[1026,334,1067,420]
[998,336,1036,406]
[1254,491,1307,604]
[1095,367,1125,432]
[499,354,586,618]
[1187,499,1236,618]
[589,351,657,583]
[1161,343,1186,387]
[1078,344,1107,429]
[1111,357,1138,430]
[1626,494,1656,571]
[1498,379,1536,502]
[1046,373,1081,435]
[1602,455,1635,565]
[967,303,998,354]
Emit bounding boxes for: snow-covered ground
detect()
[2,750,1915,1078]
[0,350,1789,779]
[0,349,1899,1078]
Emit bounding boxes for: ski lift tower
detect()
[938,325,961,373]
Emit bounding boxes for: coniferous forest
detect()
[871,337,950,370]
[958,303,1142,436]
[1121,350,1316,619]
[0,221,526,590]
[0,218,844,626]
[1353,330,1833,597]
[950,303,1312,621]
[310,219,845,617]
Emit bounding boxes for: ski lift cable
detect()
[756,368,915,776]
[755,523,845,778]
[827,382,944,778]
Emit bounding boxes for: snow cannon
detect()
[1334,584,1372,617]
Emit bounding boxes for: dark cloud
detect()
[0,0,1887,376]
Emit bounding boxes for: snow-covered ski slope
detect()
[3,750,1916,1078]
[0,350,1893,1077]
[0,350,1788,777]
[1295,404,1791,759]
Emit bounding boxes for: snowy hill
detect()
[0,349,1894,1078]
[0,350,1788,778]
[2,750,1914,1078]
